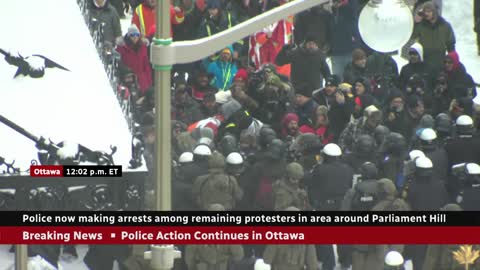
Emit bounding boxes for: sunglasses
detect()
[444,60,453,64]
[129,32,140,37]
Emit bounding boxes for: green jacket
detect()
[412,17,455,68]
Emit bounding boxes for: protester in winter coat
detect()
[339,105,382,153]
[366,52,399,86]
[276,35,331,90]
[412,1,455,73]
[343,48,369,85]
[294,6,331,51]
[207,46,238,91]
[312,76,354,140]
[116,25,153,95]
[226,0,261,23]
[443,51,476,99]
[295,84,320,127]
[281,113,300,140]
[89,0,122,44]
[133,0,184,37]
[383,90,412,140]
[352,77,378,119]
[327,0,360,79]
[398,43,433,90]
[173,0,207,41]
[198,0,237,42]
[299,106,334,145]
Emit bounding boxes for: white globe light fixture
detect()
[358,0,414,53]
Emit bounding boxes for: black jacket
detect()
[407,176,449,210]
[276,45,331,90]
[294,7,331,48]
[313,89,354,140]
[305,160,354,209]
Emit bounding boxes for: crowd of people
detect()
[70,0,480,270]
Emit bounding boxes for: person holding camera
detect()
[411,1,455,75]
[312,75,354,140]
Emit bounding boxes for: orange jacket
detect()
[132,4,184,37]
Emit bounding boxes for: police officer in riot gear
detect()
[404,156,449,210]
[451,163,480,210]
[343,135,378,175]
[219,134,239,156]
[445,115,480,173]
[417,128,449,182]
[341,162,380,211]
[379,132,408,189]
[434,113,453,144]
[305,143,353,270]
[306,143,354,211]
[173,152,196,210]
[290,133,322,171]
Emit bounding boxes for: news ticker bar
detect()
[30,165,122,177]
[5,226,480,244]
[14,211,480,226]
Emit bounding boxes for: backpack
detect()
[351,182,378,211]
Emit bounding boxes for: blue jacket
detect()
[207,46,238,90]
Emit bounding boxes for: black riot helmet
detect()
[359,162,378,181]
[383,132,407,156]
[219,134,238,156]
[258,126,277,149]
[435,113,452,136]
[265,139,287,161]
[374,125,390,148]
[354,135,376,156]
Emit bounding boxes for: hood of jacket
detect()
[410,42,424,62]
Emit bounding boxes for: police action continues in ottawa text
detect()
[121,231,305,241]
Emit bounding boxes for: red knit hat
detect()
[234,69,248,82]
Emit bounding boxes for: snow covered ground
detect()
[0,0,136,172]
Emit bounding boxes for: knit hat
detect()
[127,24,140,36]
[445,51,460,71]
[352,48,367,62]
[325,75,340,87]
[234,69,248,82]
[207,0,222,9]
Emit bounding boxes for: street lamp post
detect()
[152,0,331,212]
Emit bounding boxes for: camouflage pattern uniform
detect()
[263,245,318,270]
[185,245,244,270]
[272,163,309,210]
[193,152,243,210]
